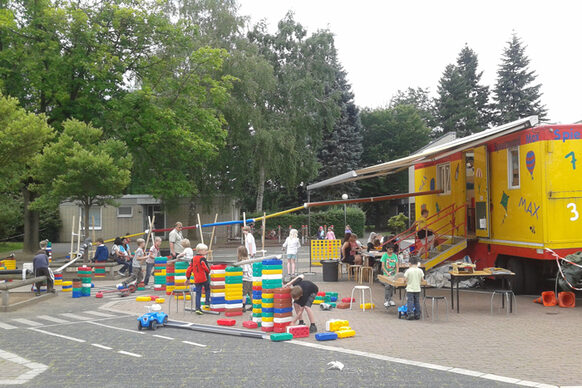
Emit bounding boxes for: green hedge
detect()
[249,206,366,238]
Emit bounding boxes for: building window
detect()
[436,163,451,194]
[117,206,133,218]
[79,206,102,230]
[508,147,520,189]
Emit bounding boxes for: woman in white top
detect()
[283,228,301,276]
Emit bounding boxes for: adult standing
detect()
[33,243,54,295]
[242,226,256,258]
[169,222,184,259]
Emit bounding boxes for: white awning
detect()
[307,116,539,190]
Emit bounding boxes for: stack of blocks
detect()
[72,279,82,298]
[61,280,72,292]
[77,266,92,297]
[173,262,189,294]
[210,264,227,311]
[54,272,63,286]
[94,264,106,278]
[3,258,16,270]
[261,259,283,332]
[165,262,175,295]
[273,287,293,333]
[317,319,355,340]
[153,257,167,292]
[251,262,263,325]
[225,266,244,317]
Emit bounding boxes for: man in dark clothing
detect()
[33,248,54,296]
[286,274,319,333]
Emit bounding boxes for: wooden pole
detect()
[208,214,218,262]
[90,216,96,258]
[262,212,266,258]
[77,216,82,263]
[144,216,155,254]
[197,213,204,245]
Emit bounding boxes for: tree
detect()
[315,64,363,201]
[0,93,53,249]
[435,45,491,137]
[31,119,132,258]
[390,87,436,129]
[359,105,431,227]
[492,33,547,124]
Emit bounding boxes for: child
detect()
[144,236,161,286]
[176,238,194,263]
[242,226,256,258]
[92,238,108,263]
[404,256,424,320]
[415,209,434,256]
[285,274,318,333]
[112,237,130,276]
[317,226,325,239]
[381,245,399,307]
[237,246,252,310]
[186,243,211,315]
[282,228,301,277]
[127,238,147,285]
[325,226,336,240]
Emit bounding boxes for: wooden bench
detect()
[0,276,55,312]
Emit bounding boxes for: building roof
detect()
[307,116,538,190]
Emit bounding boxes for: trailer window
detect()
[436,163,451,194]
[508,147,520,189]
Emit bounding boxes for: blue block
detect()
[211,297,225,304]
[330,296,337,302]
[262,308,274,313]
[262,259,283,266]
[315,332,338,341]
[226,299,243,304]
[273,307,293,314]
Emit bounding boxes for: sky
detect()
[238,0,582,124]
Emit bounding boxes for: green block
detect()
[261,298,274,304]
[324,296,331,303]
[225,276,243,283]
[261,312,274,318]
[315,296,324,301]
[262,264,283,270]
[330,302,336,308]
[270,333,293,342]
[327,292,338,297]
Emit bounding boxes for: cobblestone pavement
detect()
[3,244,582,386]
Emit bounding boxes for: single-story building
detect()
[58,194,241,244]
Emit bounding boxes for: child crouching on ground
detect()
[285,274,319,333]
[186,243,210,315]
[404,256,424,320]
[381,244,399,307]
[237,246,252,311]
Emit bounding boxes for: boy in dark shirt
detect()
[285,274,319,333]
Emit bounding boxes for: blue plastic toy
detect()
[137,304,168,331]
[397,304,417,319]
[315,332,338,341]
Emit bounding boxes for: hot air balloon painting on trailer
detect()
[526,151,535,179]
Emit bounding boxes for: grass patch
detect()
[0,242,23,255]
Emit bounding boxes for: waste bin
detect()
[321,260,339,282]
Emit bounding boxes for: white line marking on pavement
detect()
[28,328,85,343]
[11,318,42,327]
[91,344,113,350]
[60,313,93,321]
[153,335,174,340]
[117,350,142,358]
[0,322,18,330]
[182,340,207,348]
[36,315,70,324]
[0,349,48,385]
[85,321,144,334]
[83,311,115,318]
[288,340,552,387]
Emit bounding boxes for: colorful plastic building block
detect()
[243,321,258,329]
[315,332,338,341]
[217,319,236,326]
[336,329,356,338]
[286,325,310,338]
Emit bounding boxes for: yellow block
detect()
[262,293,274,299]
[155,298,166,304]
[225,272,243,276]
[262,303,274,308]
[136,296,151,302]
[262,269,283,275]
[328,320,350,332]
[339,326,351,331]
[336,329,356,338]
[261,317,273,322]
[252,308,262,314]
[252,281,262,287]
[174,294,191,300]
[359,303,375,310]
[312,300,323,305]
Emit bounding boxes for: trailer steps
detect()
[421,237,468,271]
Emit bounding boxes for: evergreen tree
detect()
[315,65,363,201]
[435,45,491,137]
[492,34,547,124]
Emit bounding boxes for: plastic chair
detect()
[348,265,362,281]
[360,266,374,286]
[350,285,373,311]
[423,295,448,321]
[490,290,516,315]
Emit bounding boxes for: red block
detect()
[252,286,262,291]
[150,295,158,300]
[273,326,286,333]
[211,264,227,270]
[341,297,355,303]
[243,321,258,329]
[317,292,326,297]
[217,319,236,326]
[261,326,274,332]
[274,293,292,299]
[287,325,309,338]
[225,311,243,317]
[273,288,291,294]
[336,302,350,309]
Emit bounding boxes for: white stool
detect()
[490,290,516,315]
[350,285,373,311]
[423,295,448,321]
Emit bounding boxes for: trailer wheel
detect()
[507,258,525,294]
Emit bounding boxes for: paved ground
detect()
[2,243,582,387]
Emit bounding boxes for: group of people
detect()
[316,226,337,240]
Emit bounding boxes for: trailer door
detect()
[474,145,490,238]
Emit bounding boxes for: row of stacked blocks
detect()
[174,261,189,299]
[72,266,92,298]
[251,262,262,325]
[261,259,284,332]
[210,264,227,311]
[225,266,243,317]
[313,291,338,307]
[154,257,167,292]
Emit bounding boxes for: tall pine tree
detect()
[315,64,363,201]
[435,45,491,137]
[492,33,547,124]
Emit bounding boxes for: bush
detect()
[387,213,409,234]
[248,206,366,238]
